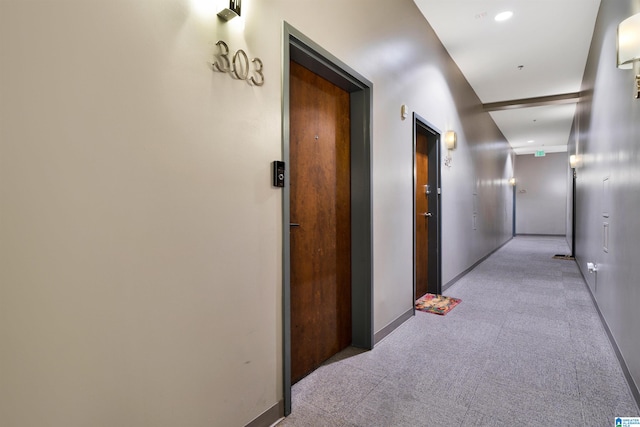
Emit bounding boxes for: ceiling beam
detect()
[482,92,582,112]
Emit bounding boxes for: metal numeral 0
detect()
[232,49,250,80]
[212,40,264,86]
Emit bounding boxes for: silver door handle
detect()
[421,212,432,217]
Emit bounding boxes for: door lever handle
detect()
[290,223,301,227]
[421,212,432,217]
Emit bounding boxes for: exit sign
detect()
[535,150,546,157]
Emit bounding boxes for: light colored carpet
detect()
[278,236,640,426]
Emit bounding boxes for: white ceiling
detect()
[414,0,601,155]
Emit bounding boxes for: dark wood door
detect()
[289,61,352,383]
[416,132,429,300]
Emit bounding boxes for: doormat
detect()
[415,293,461,315]
[553,254,575,260]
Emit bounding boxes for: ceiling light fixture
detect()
[495,11,513,22]
[527,140,534,143]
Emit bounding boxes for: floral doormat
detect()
[415,293,461,315]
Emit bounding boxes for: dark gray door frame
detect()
[513,183,517,237]
[281,22,374,416]
[412,113,442,305]
[571,168,576,257]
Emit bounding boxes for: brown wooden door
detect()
[415,132,429,300]
[289,61,352,383]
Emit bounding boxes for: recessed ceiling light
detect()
[527,140,535,143]
[495,11,513,22]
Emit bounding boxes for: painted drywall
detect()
[275,1,514,336]
[0,2,285,427]
[569,0,640,399]
[515,153,568,235]
[0,0,513,426]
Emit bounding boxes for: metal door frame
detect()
[413,113,442,308]
[281,22,373,416]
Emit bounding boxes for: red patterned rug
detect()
[415,293,461,315]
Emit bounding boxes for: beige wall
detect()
[515,153,568,235]
[0,1,513,425]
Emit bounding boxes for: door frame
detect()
[413,114,442,307]
[513,181,517,237]
[281,23,373,416]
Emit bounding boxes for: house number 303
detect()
[212,40,264,86]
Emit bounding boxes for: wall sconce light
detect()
[444,131,457,150]
[617,12,640,98]
[509,177,516,186]
[569,154,583,169]
[401,104,409,120]
[569,154,578,169]
[218,0,241,21]
[443,130,457,168]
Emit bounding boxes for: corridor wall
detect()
[569,0,640,403]
[0,0,513,425]
[515,153,567,235]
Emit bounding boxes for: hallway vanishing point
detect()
[279,236,640,426]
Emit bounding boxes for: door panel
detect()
[416,132,429,299]
[290,61,351,383]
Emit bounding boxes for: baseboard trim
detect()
[442,237,513,292]
[373,237,513,345]
[374,308,413,344]
[576,260,640,411]
[245,400,284,427]
[515,233,566,237]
